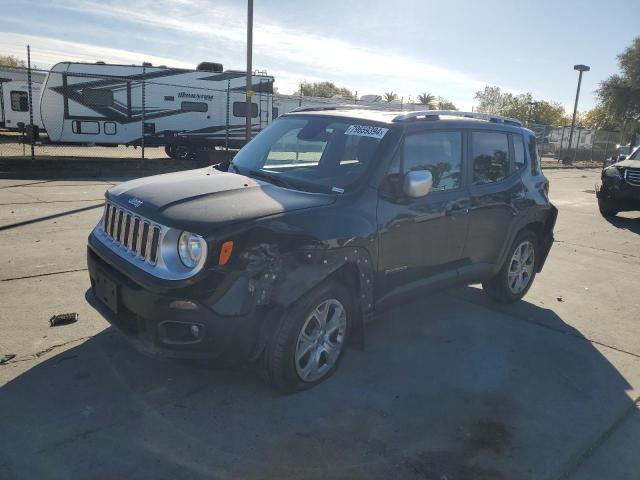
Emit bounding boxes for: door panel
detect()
[464,130,522,268]
[376,129,470,302]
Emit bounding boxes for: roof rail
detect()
[393,110,522,126]
[291,104,369,113]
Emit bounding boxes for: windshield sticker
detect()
[344,125,388,139]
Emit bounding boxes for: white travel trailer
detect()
[39,61,274,157]
[0,80,44,130]
[0,66,46,130]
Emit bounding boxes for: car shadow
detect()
[0,288,637,480]
[603,214,640,235]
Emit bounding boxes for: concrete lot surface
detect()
[0,169,639,479]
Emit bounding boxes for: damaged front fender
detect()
[208,244,375,319]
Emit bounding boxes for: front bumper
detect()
[598,177,640,210]
[87,239,265,363]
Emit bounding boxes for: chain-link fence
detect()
[1,54,626,168]
[529,123,622,164]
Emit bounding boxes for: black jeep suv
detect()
[597,145,640,217]
[87,108,557,392]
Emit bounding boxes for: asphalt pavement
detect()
[0,168,639,480]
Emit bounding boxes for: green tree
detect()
[0,55,26,67]
[435,97,457,110]
[299,81,354,99]
[417,92,435,108]
[474,84,569,125]
[383,91,398,103]
[474,85,507,114]
[582,105,618,130]
[596,37,640,138]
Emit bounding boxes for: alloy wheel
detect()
[507,240,535,294]
[294,299,347,382]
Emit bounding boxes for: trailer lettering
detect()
[177,91,214,102]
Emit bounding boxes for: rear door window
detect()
[471,131,510,184]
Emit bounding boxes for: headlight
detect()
[603,167,621,178]
[178,231,206,268]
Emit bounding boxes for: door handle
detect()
[446,202,469,215]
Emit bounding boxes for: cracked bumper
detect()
[86,242,265,364]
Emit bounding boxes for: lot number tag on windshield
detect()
[344,124,388,139]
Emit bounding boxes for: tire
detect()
[169,143,195,160]
[164,144,174,158]
[597,196,618,218]
[259,281,351,393]
[482,230,538,304]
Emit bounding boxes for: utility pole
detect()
[245,0,254,144]
[565,64,590,164]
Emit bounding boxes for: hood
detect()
[107,167,335,234]
[613,158,640,169]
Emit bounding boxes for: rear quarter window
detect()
[528,134,542,175]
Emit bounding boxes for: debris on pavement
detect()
[0,354,16,364]
[557,296,564,302]
[49,313,79,327]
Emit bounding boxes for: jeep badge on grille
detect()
[128,197,143,208]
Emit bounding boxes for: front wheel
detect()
[482,230,538,303]
[259,281,351,393]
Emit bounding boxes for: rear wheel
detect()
[259,281,351,393]
[482,230,538,303]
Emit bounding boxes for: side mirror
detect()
[403,170,432,198]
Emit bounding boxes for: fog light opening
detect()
[190,324,201,338]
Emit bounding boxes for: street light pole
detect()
[565,64,590,164]
[245,0,254,144]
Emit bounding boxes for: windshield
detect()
[628,146,640,160]
[230,116,389,193]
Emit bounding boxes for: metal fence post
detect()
[603,130,611,160]
[225,79,230,158]
[141,64,146,161]
[27,45,35,161]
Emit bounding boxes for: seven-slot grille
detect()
[102,202,162,265]
[625,168,640,186]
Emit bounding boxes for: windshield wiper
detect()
[247,169,295,189]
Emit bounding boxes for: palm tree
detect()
[418,92,435,108]
[383,91,398,103]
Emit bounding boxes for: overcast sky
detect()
[1,0,638,111]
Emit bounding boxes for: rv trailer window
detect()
[10,91,29,112]
[181,101,208,112]
[233,102,258,118]
[83,89,114,107]
[72,120,100,135]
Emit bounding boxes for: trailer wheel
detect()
[164,145,174,158]
[168,143,195,160]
